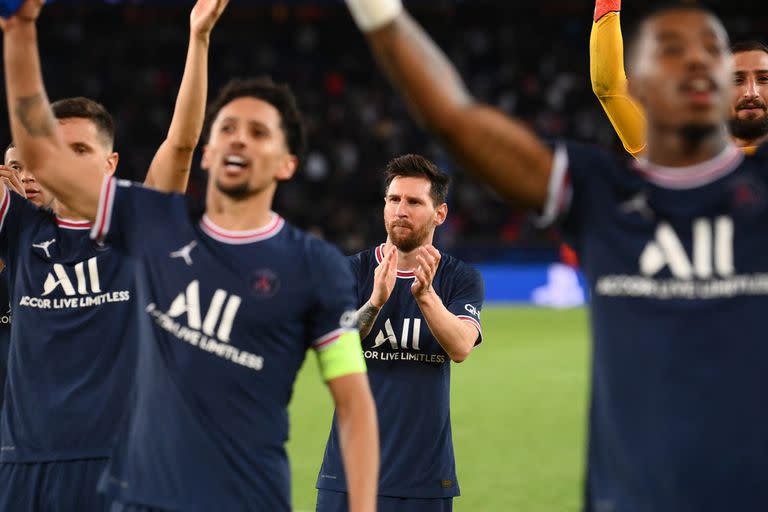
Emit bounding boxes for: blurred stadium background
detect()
[0,0,762,509]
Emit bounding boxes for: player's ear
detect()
[275,154,298,182]
[434,203,448,226]
[105,152,119,176]
[200,145,211,171]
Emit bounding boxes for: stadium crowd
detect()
[0,1,626,256]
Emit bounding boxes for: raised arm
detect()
[590,0,646,157]
[2,0,101,220]
[347,0,552,210]
[143,0,228,193]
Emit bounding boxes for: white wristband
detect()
[346,0,403,32]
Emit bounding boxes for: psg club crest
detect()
[250,269,280,298]
[728,174,766,217]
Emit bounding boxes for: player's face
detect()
[729,50,768,141]
[629,10,732,133]
[57,118,119,177]
[5,147,55,208]
[201,97,297,200]
[384,176,447,253]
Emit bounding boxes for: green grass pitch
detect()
[287,306,591,511]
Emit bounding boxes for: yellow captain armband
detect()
[315,329,367,382]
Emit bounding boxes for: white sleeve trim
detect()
[533,144,570,228]
[91,176,116,242]
[312,327,358,352]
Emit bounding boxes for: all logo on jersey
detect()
[596,216,768,299]
[639,217,733,279]
[364,317,446,364]
[146,280,264,371]
[19,256,131,310]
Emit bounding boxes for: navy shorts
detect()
[0,458,109,512]
[316,489,453,512]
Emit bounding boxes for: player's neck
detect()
[388,237,436,271]
[645,125,730,167]
[53,202,89,222]
[205,188,274,231]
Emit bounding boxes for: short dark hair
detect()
[51,97,115,150]
[384,154,451,206]
[204,77,306,160]
[626,3,725,72]
[732,40,768,56]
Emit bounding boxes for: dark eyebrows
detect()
[70,141,94,152]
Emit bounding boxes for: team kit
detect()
[1,0,767,510]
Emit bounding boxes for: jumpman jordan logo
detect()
[619,192,655,220]
[170,240,197,266]
[32,239,56,258]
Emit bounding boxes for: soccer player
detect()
[0,0,228,510]
[591,0,768,155]
[0,148,27,409]
[2,2,379,511]
[345,1,768,510]
[316,154,483,512]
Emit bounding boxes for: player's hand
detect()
[0,165,26,198]
[0,0,44,31]
[411,245,440,300]
[190,0,229,38]
[370,244,397,308]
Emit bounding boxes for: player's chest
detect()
[16,230,130,307]
[580,175,768,299]
[146,239,311,344]
[362,278,447,359]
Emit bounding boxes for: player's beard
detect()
[729,115,768,141]
[386,220,432,253]
[215,179,255,200]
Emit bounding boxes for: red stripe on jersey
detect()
[200,214,284,244]
[92,176,114,240]
[0,186,11,234]
[313,328,354,351]
[457,315,482,334]
[374,243,416,279]
[56,217,93,230]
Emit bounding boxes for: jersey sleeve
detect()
[536,142,617,251]
[90,176,178,255]
[309,240,366,382]
[590,11,646,157]
[445,263,485,345]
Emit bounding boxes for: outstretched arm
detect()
[143,0,228,193]
[347,0,552,210]
[2,0,101,220]
[590,0,646,157]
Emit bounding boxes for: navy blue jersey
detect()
[0,268,10,408]
[0,189,136,462]
[541,143,768,512]
[94,178,358,512]
[318,244,484,498]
